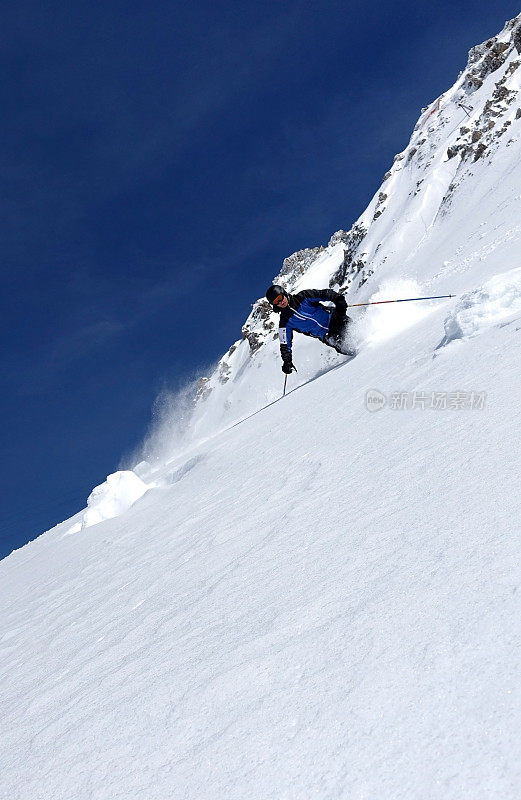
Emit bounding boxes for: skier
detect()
[266,284,355,373]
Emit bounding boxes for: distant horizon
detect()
[2,0,520,560]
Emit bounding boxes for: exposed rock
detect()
[218,361,231,384]
[280,246,324,278]
[328,223,367,289]
[513,19,521,53]
[372,192,388,222]
[195,376,211,403]
[465,75,483,92]
[498,120,512,136]
[463,35,511,94]
[358,267,374,289]
[414,178,425,195]
[328,230,352,247]
[241,300,274,354]
[494,84,511,102]
[447,145,460,160]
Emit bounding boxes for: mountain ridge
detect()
[188,13,521,436]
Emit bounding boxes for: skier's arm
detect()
[279,325,295,371]
[298,288,347,314]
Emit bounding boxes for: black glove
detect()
[282,361,296,374]
[335,297,348,316]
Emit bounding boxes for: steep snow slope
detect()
[2,283,521,800]
[2,15,521,800]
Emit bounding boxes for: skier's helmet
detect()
[266,284,287,306]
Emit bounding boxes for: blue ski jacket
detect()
[277,288,347,363]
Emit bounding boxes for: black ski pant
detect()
[324,314,354,355]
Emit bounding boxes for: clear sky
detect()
[1,0,520,560]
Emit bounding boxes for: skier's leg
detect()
[326,339,356,356]
[324,316,356,355]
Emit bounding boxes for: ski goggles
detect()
[272,294,285,306]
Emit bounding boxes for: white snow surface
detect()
[443,266,521,341]
[3,17,521,800]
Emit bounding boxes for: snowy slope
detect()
[2,15,521,800]
[3,289,521,800]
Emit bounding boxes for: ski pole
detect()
[283,374,287,397]
[347,294,454,308]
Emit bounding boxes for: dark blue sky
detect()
[1,0,519,559]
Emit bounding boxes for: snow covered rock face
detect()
[240,301,275,355]
[279,245,325,277]
[190,13,521,437]
[449,35,521,163]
